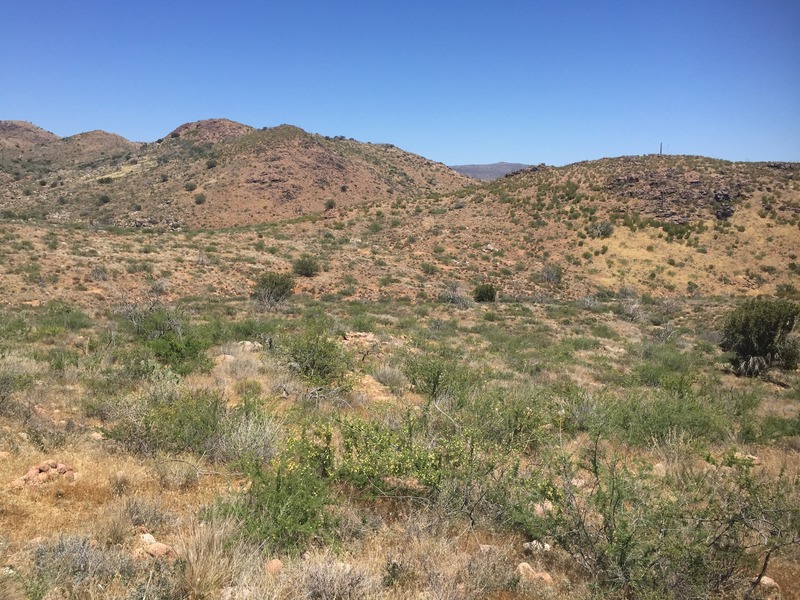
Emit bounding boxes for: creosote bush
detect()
[472,283,497,303]
[216,438,337,555]
[251,271,294,310]
[286,326,351,387]
[293,254,321,277]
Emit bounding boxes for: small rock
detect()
[517,562,554,586]
[479,544,496,554]
[734,452,761,466]
[140,533,157,545]
[221,587,256,600]
[265,558,283,575]
[146,542,174,559]
[89,431,104,441]
[37,462,51,473]
[237,341,263,352]
[533,501,553,517]
[523,540,551,554]
[652,462,667,477]
[750,576,781,600]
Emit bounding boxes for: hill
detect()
[0,152,797,305]
[0,119,471,228]
[450,161,531,179]
[0,120,60,150]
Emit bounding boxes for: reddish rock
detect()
[146,542,174,559]
[265,558,283,575]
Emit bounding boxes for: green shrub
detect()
[473,283,497,303]
[105,389,224,456]
[252,271,294,310]
[404,351,476,401]
[721,297,800,375]
[194,193,206,205]
[587,220,614,239]
[286,327,350,387]
[37,300,92,332]
[632,342,698,394]
[217,439,336,554]
[608,389,730,446]
[146,333,211,376]
[541,442,800,598]
[0,368,33,416]
[292,254,320,277]
[184,182,197,192]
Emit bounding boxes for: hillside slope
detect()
[0,154,797,309]
[0,118,471,228]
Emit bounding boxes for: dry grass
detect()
[176,516,240,599]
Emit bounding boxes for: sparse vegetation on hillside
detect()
[1,125,799,598]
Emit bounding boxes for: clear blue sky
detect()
[2,1,798,165]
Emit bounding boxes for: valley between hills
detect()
[0,118,798,599]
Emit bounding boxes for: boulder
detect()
[750,576,782,600]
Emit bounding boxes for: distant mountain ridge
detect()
[450,162,531,179]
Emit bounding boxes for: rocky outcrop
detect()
[10,460,76,488]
